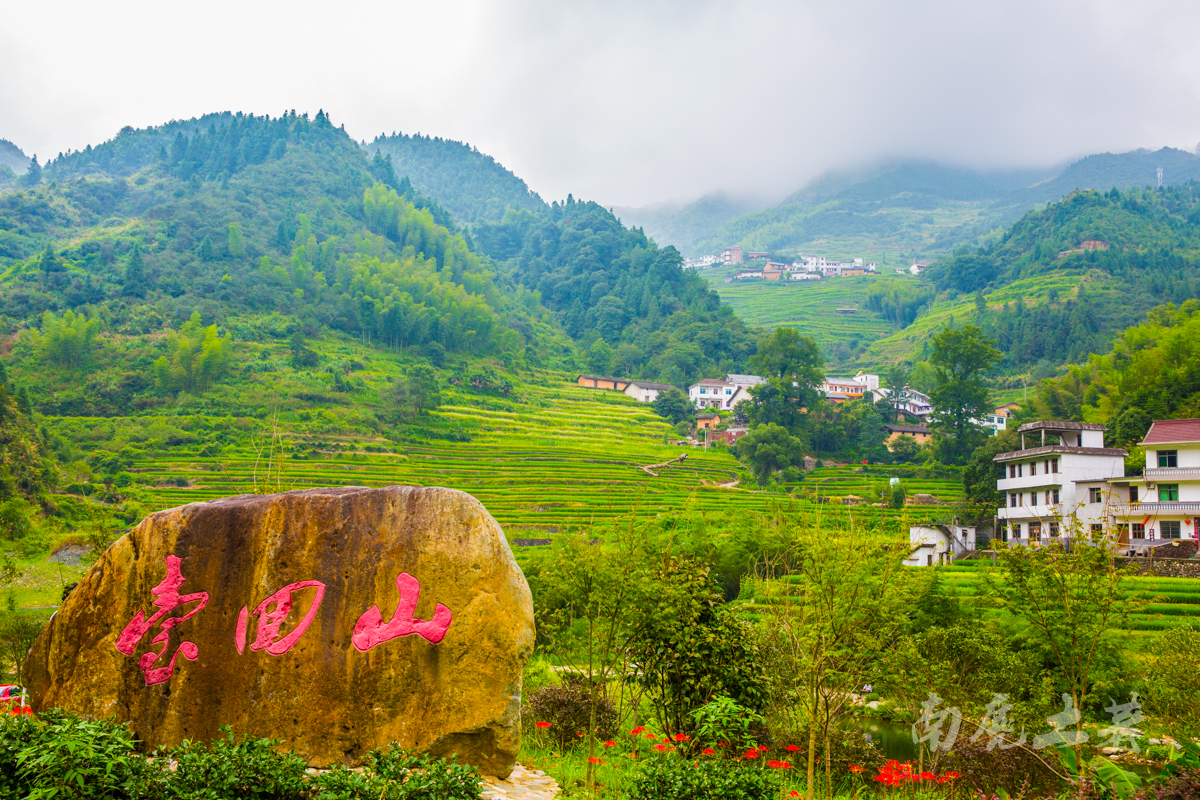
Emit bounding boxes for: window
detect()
[1162,484,1180,502]
[1009,492,1018,508]
[1018,463,1024,477]
[1159,450,1179,468]
[1091,524,1104,535]
[1162,520,1182,539]
[1030,522,1042,538]
[1051,458,1059,473]
[1052,488,1061,504]
[1031,491,1038,505]
[1089,487,1103,503]
[1011,523,1022,539]
[1049,522,1059,537]
[1009,464,1017,479]
[1133,522,1145,538]
[1030,462,1037,476]
[699,388,706,394]
[1130,485,1138,503]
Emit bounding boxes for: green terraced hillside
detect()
[702,267,903,353]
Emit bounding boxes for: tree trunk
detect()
[807,696,818,799]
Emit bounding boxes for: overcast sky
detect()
[3,0,1200,207]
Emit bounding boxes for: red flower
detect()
[743,749,760,759]
[787,744,801,753]
[944,771,961,780]
[535,721,551,729]
[702,748,716,756]
[920,771,935,781]
[630,726,646,736]
[576,732,585,737]
[646,733,659,740]
[673,733,689,742]
[587,756,604,765]
[603,740,616,748]
[654,744,668,752]
[849,765,864,774]
[789,792,801,799]
[717,741,729,747]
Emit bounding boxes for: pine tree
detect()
[198,235,214,262]
[19,155,41,187]
[123,244,146,297]
[228,223,245,258]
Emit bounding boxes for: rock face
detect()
[24,486,535,777]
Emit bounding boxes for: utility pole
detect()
[1157,167,1164,188]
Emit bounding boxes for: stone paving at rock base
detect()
[481,763,560,800]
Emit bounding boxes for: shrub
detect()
[626,757,781,800]
[13,709,149,800]
[942,734,1061,797]
[524,680,616,749]
[367,744,481,800]
[309,765,401,800]
[160,726,309,799]
[0,710,40,798]
[1135,767,1200,800]
[689,696,764,752]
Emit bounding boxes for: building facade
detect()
[623,381,676,404]
[905,522,976,567]
[1108,419,1200,542]
[994,421,1127,542]
[577,374,630,391]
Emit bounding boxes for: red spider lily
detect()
[535,721,551,729]
[654,744,668,752]
[786,744,801,753]
[849,765,864,774]
[576,732,585,738]
[717,741,729,747]
[789,792,801,799]
[663,736,672,743]
[673,733,688,742]
[743,749,760,759]
[630,726,646,736]
[587,756,604,765]
[602,740,616,748]
[920,771,935,781]
[944,771,961,779]
[646,733,659,740]
[702,748,716,756]
[767,760,793,769]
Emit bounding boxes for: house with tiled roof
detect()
[623,381,676,403]
[1107,418,1200,544]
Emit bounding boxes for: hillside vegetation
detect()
[369,132,547,224]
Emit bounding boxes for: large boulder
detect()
[24,486,535,777]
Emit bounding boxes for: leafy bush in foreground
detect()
[626,757,780,800]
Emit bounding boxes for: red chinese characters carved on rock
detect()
[114,558,452,687]
[235,581,326,656]
[352,572,452,651]
[114,555,210,686]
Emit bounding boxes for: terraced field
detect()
[938,560,1200,641]
[125,378,795,534]
[702,267,900,347]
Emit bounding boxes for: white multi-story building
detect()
[1108,419,1200,542]
[688,374,764,410]
[820,372,879,402]
[869,386,933,418]
[994,421,1127,542]
[682,255,721,270]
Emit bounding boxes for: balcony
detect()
[1144,466,1200,480]
[998,475,1062,492]
[1110,501,1200,515]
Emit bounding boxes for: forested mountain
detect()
[685,147,1200,260]
[368,133,546,225]
[1032,300,1200,450]
[474,202,758,386]
[921,185,1200,372]
[613,193,763,256]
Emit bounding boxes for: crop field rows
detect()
[124,378,801,531]
[938,561,1200,637]
[704,269,899,343]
